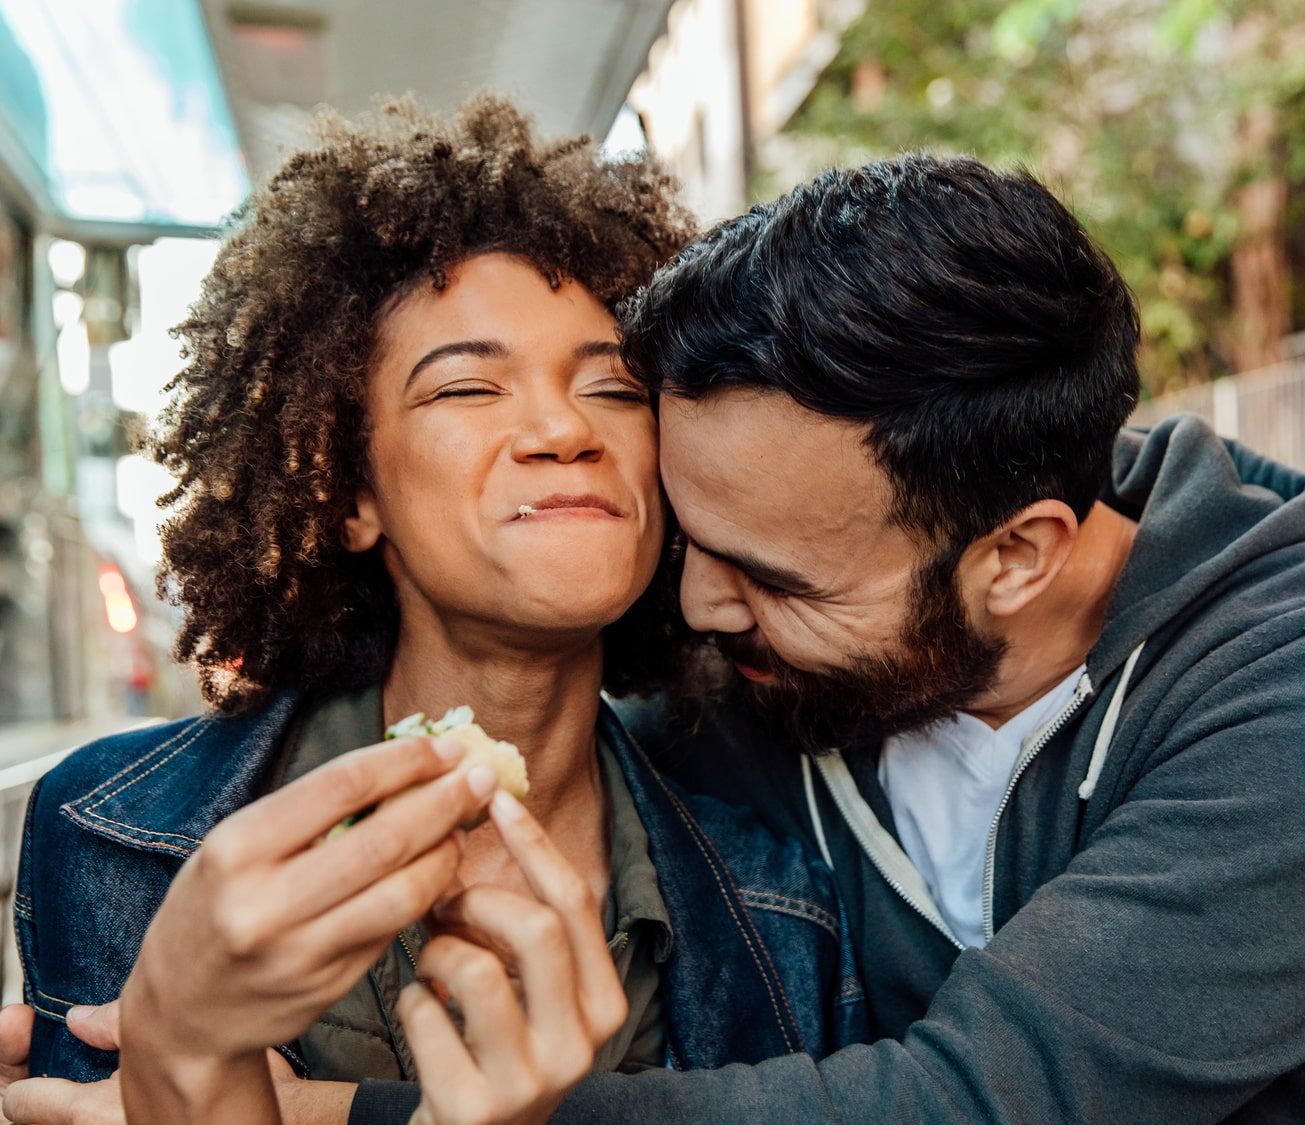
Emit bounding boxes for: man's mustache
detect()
[711,631,779,676]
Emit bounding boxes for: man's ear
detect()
[343,486,383,553]
[970,500,1079,619]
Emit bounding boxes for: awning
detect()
[0,0,248,235]
[204,0,675,179]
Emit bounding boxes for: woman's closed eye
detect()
[428,381,504,401]
[582,380,649,405]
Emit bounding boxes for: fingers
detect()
[434,886,587,1048]
[403,926,598,1122]
[300,837,463,950]
[210,734,467,861]
[275,765,495,918]
[488,791,626,1041]
[3,1080,86,1125]
[397,979,492,1121]
[65,1000,120,1052]
[0,1005,33,1068]
[417,932,535,1075]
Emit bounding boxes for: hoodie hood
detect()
[1090,413,1305,683]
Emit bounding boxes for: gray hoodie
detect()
[580,415,1305,1123]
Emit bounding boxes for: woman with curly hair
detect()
[8,97,865,1125]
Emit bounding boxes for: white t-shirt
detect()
[877,666,1086,948]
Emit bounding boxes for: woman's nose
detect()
[510,395,604,463]
[679,543,756,635]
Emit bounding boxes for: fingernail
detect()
[465,765,498,798]
[66,1005,93,1023]
[491,789,525,820]
[432,736,465,764]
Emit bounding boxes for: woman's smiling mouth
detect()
[511,493,625,521]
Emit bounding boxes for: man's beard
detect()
[711,551,1007,755]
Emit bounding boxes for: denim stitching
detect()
[739,890,838,937]
[36,986,80,1008]
[12,901,31,920]
[658,782,799,1053]
[86,720,213,809]
[72,716,210,804]
[739,890,838,931]
[31,1000,68,1021]
[78,807,201,848]
[612,720,804,1053]
[60,807,195,856]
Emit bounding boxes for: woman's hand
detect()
[400,790,627,1125]
[117,730,499,1121]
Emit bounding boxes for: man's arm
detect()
[559,640,1305,1123]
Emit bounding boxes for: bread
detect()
[388,707,529,799]
[317,707,528,842]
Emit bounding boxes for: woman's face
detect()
[347,253,663,645]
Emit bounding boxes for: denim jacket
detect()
[19,693,868,1082]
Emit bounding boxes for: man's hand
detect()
[401,790,627,1125]
[0,1001,119,1125]
[3,1036,351,1125]
[0,1005,33,1125]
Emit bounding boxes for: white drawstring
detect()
[1078,642,1146,800]
[802,754,836,870]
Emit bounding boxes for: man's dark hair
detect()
[620,153,1141,550]
[150,95,694,712]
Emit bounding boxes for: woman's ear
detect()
[343,486,383,553]
[971,500,1079,619]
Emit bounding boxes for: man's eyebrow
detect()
[574,340,621,361]
[406,339,510,388]
[686,536,824,597]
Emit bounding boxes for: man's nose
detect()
[680,543,756,635]
[510,393,604,464]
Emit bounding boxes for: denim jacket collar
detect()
[58,693,298,858]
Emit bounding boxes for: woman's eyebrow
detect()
[406,339,510,388]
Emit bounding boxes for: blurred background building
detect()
[0,0,1302,744]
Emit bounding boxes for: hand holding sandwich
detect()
[117,729,497,1123]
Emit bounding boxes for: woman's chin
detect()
[503,584,641,637]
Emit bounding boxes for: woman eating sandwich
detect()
[9,96,866,1125]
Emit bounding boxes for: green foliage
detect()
[778,0,1305,393]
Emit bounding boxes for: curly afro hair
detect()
[149,94,696,713]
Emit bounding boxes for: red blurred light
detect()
[98,565,138,633]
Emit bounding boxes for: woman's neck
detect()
[382,617,606,827]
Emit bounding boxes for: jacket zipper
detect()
[398,930,420,971]
[980,674,1093,942]
[815,754,965,952]
[851,822,966,953]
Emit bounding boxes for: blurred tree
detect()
[774,0,1305,394]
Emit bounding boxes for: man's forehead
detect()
[659,390,889,541]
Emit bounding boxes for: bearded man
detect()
[571,154,1305,1123]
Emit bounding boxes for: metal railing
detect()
[1132,358,1305,470]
